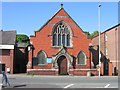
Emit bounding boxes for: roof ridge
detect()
[30,8,63,37]
[92,23,120,39]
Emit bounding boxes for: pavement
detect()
[0,74,119,89]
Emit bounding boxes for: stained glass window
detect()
[52,21,72,47]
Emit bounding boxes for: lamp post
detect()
[98,3,101,76]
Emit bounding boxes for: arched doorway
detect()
[57,56,68,75]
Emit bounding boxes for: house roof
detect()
[16,42,27,48]
[0,30,16,45]
[92,23,120,39]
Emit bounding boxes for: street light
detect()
[98,3,101,76]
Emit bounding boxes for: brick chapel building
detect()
[27,4,98,76]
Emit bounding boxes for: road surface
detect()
[0,74,118,89]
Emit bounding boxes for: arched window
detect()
[77,51,86,65]
[37,50,46,65]
[52,21,72,47]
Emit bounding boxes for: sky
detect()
[2,2,118,37]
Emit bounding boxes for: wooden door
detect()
[57,56,68,75]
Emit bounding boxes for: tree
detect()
[16,34,30,45]
[84,31,99,39]
[89,31,99,39]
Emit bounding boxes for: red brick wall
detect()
[75,58,90,69]
[69,70,98,76]
[0,49,14,73]
[73,70,87,76]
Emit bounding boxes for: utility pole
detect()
[98,3,101,76]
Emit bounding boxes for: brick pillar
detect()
[10,49,14,74]
[73,56,76,69]
[109,62,113,76]
[100,62,104,76]
[55,69,58,75]
[89,51,91,69]
[89,46,93,69]
[27,49,33,69]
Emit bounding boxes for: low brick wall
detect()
[69,69,98,76]
[73,70,87,76]
[90,70,98,76]
[28,69,57,75]
[28,69,98,76]
[33,64,52,69]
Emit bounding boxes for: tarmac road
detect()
[0,74,118,89]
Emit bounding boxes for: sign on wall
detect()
[46,58,52,63]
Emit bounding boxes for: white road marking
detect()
[104,84,110,88]
[64,84,74,89]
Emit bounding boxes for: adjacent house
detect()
[0,30,28,74]
[0,30,16,73]
[91,24,120,76]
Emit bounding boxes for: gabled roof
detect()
[30,5,86,37]
[0,30,16,45]
[30,8,63,37]
[92,23,120,39]
[103,23,120,33]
